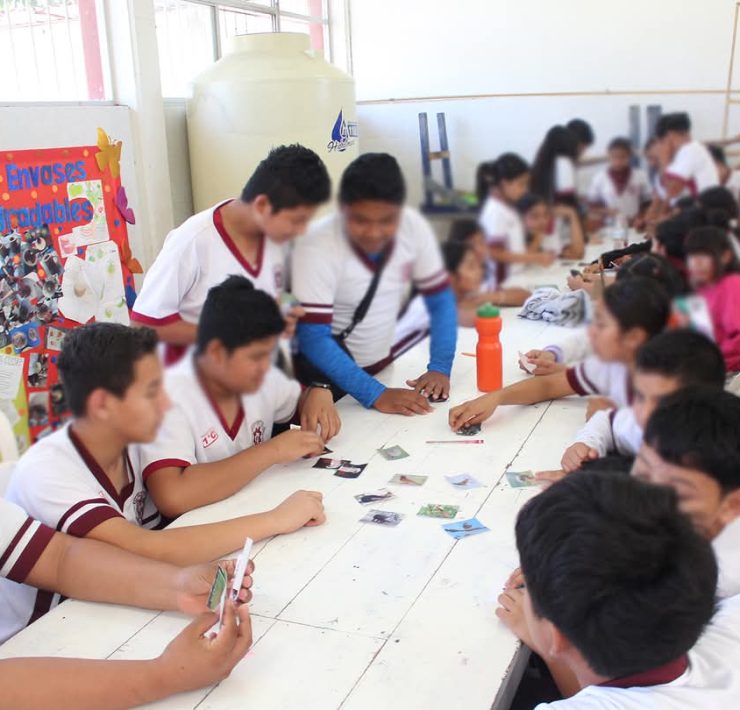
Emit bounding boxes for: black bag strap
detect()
[336,254,388,341]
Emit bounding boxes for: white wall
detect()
[163,99,194,228]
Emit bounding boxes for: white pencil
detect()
[230,536,253,603]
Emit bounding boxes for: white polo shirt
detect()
[292,207,449,369]
[479,196,526,284]
[664,141,719,197]
[588,168,652,219]
[131,201,286,362]
[555,156,577,199]
[574,406,642,458]
[713,517,740,599]
[566,357,633,408]
[136,354,300,484]
[535,594,740,709]
[0,425,158,642]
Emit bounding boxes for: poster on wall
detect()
[0,129,142,453]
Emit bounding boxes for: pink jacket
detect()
[700,273,740,372]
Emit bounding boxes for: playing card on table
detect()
[445,473,483,489]
[456,422,482,437]
[505,470,538,488]
[442,517,490,540]
[378,444,409,460]
[354,488,395,505]
[417,503,459,519]
[334,462,367,479]
[312,457,348,470]
[389,473,427,486]
[359,509,405,527]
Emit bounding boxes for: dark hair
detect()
[698,186,739,221]
[196,275,285,355]
[645,387,740,493]
[636,329,726,388]
[442,240,471,274]
[240,144,330,210]
[339,153,406,205]
[58,324,158,417]
[655,112,691,138]
[475,153,529,204]
[707,144,727,166]
[577,453,634,475]
[644,136,658,152]
[615,252,687,297]
[515,192,548,216]
[517,471,717,679]
[531,126,580,200]
[602,276,670,337]
[654,207,719,260]
[684,226,740,279]
[608,137,633,154]
[448,219,481,244]
[566,118,595,147]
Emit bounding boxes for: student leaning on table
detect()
[0,495,253,710]
[0,323,325,643]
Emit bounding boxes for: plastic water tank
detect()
[187,33,358,213]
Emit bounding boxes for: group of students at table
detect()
[1,116,740,708]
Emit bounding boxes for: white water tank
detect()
[187,33,358,213]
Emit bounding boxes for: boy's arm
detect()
[132,317,197,347]
[561,409,614,472]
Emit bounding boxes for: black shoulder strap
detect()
[336,255,388,341]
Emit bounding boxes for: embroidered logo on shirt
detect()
[252,420,266,445]
[274,264,284,291]
[133,490,147,525]
[201,428,219,448]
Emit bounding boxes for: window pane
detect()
[155,0,216,98]
[0,0,106,102]
[279,0,325,18]
[218,7,274,44]
[280,16,325,53]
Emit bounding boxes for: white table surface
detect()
[0,255,599,710]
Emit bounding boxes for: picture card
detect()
[354,488,395,506]
[445,473,483,490]
[505,470,538,488]
[334,462,367,479]
[389,474,427,486]
[303,446,333,460]
[359,509,404,527]
[456,422,481,437]
[313,457,349,470]
[378,444,409,460]
[442,517,490,540]
[518,351,537,374]
[417,504,459,519]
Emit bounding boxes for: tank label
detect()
[328,109,358,152]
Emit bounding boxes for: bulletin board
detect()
[0,129,142,453]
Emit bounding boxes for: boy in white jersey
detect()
[132,144,331,364]
[497,471,740,708]
[448,278,670,432]
[0,324,325,639]
[0,495,254,704]
[138,276,340,519]
[560,329,726,471]
[632,387,740,599]
[293,153,458,413]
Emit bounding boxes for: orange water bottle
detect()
[475,303,502,392]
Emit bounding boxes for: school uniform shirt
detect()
[0,424,159,643]
[714,517,740,599]
[573,406,642,458]
[554,156,577,200]
[478,196,526,284]
[664,141,719,198]
[587,167,652,219]
[544,328,593,365]
[565,357,633,409]
[131,200,286,363]
[294,207,450,369]
[137,354,300,484]
[534,594,740,709]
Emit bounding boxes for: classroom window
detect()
[154,0,331,99]
[0,0,108,102]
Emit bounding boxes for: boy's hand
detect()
[174,559,255,616]
[504,567,524,591]
[448,394,497,431]
[300,387,341,441]
[374,388,433,416]
[495,587,534,648]
[586,397,615,421]
[521,349,565,376]
[406,371,450,402]
[268,429,325,463]
[534,469,568,488]
[157,602,253,694]
[282,305,306,339]
[561,442,599,472]
[272,490,326,533]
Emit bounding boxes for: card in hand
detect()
[303,446,333,460]
[417,503,459,519]
[378,444,409,460]
[207,566,228,628]
[457,422,481,436]
[505,470,537,488]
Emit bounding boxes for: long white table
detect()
[0,257,596,710]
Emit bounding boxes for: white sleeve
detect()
[0,499,55,583]
[565,357,613,397]
[611,408,643,456]
[544,329,592,364]
[635,169,652,204]
[572,409,614,457]
[292,229,340,325]
[268,367,302,424]
[409,211,449,295]
[665,146,695,183]
[478,198,506,244]
[587,171,606,204]
[555,157,576,194]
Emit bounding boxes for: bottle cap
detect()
[476,303,500,318]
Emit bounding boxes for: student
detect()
[685,226,740,372]
[560,329,725,471]
[449,278,670,431]
[0,496,253,704]
[448,218,496,290]
[441,242,529,326]
[634,387,740,598]
[131,145,331,363]
[708,144,740,201]
[477,154,555,285]
[138,276,340,519]
[656,112,719,201]
[516,193,585,259]
[566,118,595,160]
[497,470,740,706]
[0,323,325,640]
[293,153,457,412]
[587,137,652,222]
[530,125,581,206]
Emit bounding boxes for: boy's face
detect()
[608,147,631,171]
[215,336,278,395]
[631,443,739,540]
[632,371,681,429]
[587,299,630,362]
[500,173,530,203]
[452,249,484,294]
[256,199,317,244]
[522,202,550,236]
[341,200,402,255]
[108,353,170,444]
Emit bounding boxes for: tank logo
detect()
[328,109,358,152]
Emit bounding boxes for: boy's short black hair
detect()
[577,453,634,475]
[615,252,687,297]
[339,153,406,205]
[566,118,595,147]
[602,276,669,338]
[707,144,727,165]
[442,240,470,275]
[58,323,158,417]
[608,136,633,154]
[698,186,739,221]
[655,112,691,138]
[654,207,711,260]
[644,387,740,494]
[196,275,285,355]
[515,192,548,215]
[635,329,726,388]
[241,144,330,210]
[448,219,481,244]
[517,471,717,679]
